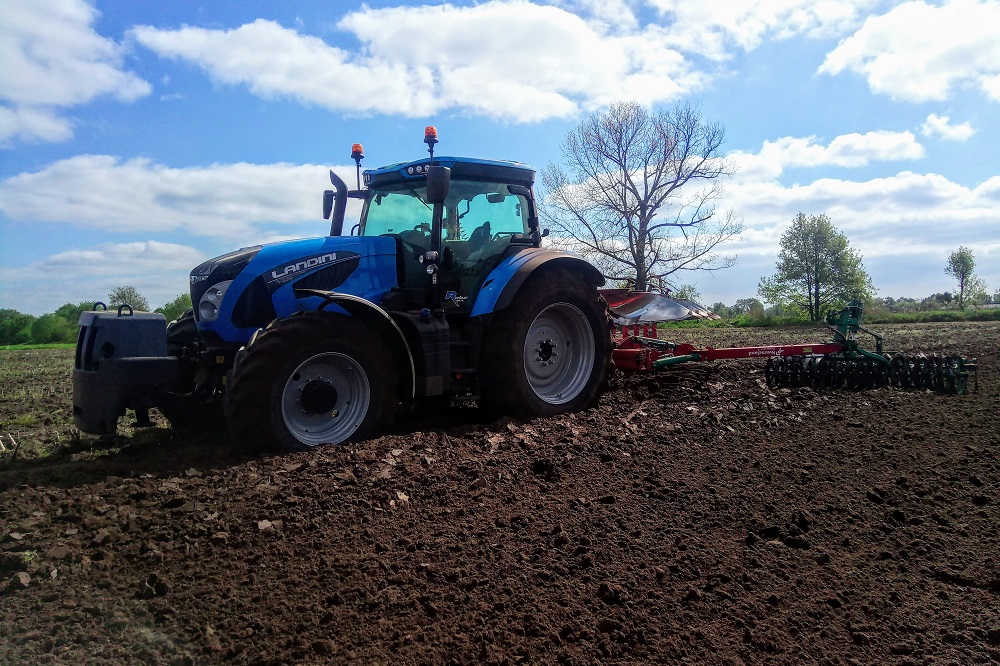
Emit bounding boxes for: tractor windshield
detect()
[361,181,529,242]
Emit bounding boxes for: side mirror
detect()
[323,190,335,220]
[425,166,451,204]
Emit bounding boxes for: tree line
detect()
[0,288,191,346]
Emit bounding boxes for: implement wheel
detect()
[224,313,398,452]
[891,354,909,388]
[480,268,610,419]
[765,357,779,387]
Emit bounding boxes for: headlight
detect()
[189,246,260,321]
[198,280,232,322]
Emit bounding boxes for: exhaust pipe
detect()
[326,170,348,236]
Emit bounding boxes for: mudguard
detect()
[469,248,604,317]
[295,289,416,400]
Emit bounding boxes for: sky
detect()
[1,0,998,315]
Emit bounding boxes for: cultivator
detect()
[602,293,977,395]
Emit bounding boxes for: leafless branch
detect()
[540,101,742,292]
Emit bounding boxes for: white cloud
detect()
[820,0,1000,103]
[982,74,1000,100]
[705,133,1000,302]
[647,0,880,59]
[0,105,74,144]
[0,241,207,315]
[722,170,999,276]
[0,156,362,241]
[920,113,976,141]
[0,0,150,144]
[554,0,638,31]
[132,3,702,122]
[729,130,925,182]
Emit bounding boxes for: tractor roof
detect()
[364,156,535,189]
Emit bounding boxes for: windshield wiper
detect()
[408,189,432,211]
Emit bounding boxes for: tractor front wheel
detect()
[224,313,397,453]
[480,268,610,419]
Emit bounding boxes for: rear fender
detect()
[295,288,416,400]
[469,249,604,317]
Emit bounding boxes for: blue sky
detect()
[1,0,998,315]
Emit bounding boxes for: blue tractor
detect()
[73,129,611,451]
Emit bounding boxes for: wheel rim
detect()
[281,352,370,446]
[522,302,595,405]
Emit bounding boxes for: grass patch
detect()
[656,315,814,328]
[863,309,1000,324]
[658,318,731,330]
[0,343,75,351]
[7,414,38,427]
[673,308,1000,328]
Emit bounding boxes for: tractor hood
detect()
[192,235,398,344]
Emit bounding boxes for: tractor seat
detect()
[466,221,491,254]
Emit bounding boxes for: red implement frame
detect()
[611,324,843,372]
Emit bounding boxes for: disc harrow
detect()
[764,353,973,394]
[603,294,977,396]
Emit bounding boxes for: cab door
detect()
[439,186,531,313]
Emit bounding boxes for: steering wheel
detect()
[413,223,431,234]
[492,231,519,241]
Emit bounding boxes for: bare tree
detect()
[541,101,743,293]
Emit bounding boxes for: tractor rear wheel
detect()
[480,268,610,419]
[224,312,397,453]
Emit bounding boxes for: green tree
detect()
[0,309,36,345]
[710,302,730,318]
[671,284,702,302]
[944,246,985,309]
[541,101,743,292]
[108,286,150,312]
[733,297,764,315]
[881,296,918,313]
[30,314,74,344]
[921,292,953,311]
[758,213,874,321]
[53,301,96,329]
[155,293,193,322]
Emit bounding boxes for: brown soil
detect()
[1,322,998,665]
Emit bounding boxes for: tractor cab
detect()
[338,127,542,314]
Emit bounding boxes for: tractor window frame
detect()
[360,181,529,242]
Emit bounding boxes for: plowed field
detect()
[2,321,998,665]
